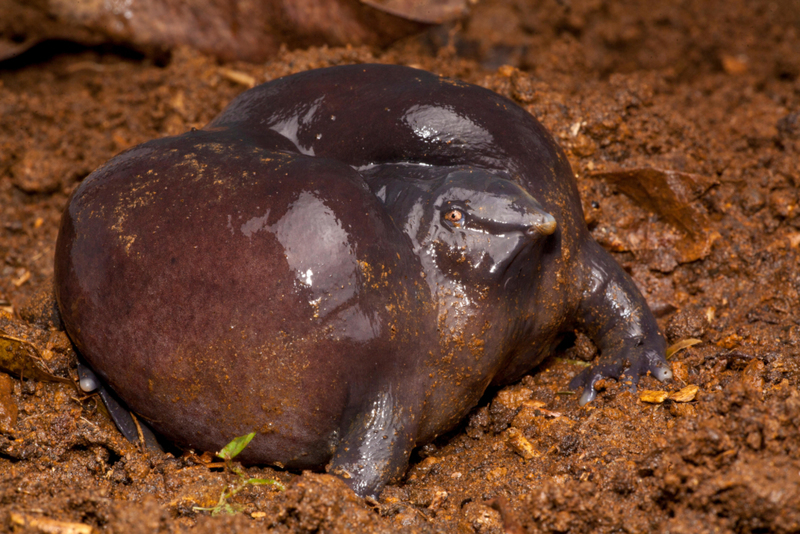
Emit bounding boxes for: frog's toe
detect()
[78,360,163,452]
[578,384,597,406]
[651,363,673,382]
[627,348,673,384]
[570,347,672,406]
[569,360,626,406]
[77,361,100,393]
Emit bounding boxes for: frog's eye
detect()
[444,209,463,227]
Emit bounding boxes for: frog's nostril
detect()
[526,213,557,236]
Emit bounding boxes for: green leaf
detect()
[217,432,256,461]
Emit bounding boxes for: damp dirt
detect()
[1,0,799,532]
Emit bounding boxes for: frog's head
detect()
[423,169,556,281]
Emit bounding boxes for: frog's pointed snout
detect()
[525,211,557,237]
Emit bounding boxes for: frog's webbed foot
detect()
[569,343,672,405]
[572,241,671,405]
[328,386,418,498]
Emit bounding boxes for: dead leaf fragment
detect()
[592,167,718,263]
[0,373,18,433]
[12,270,31,288]
[505,427,538,459]
[3,0,427,64]
[9,513,94,534]
[361,0,471,23]
[220,68,256,88]
[640,390,669,403]
[666,338,702,359]
[668,384,699,402]
[0,332,71,383]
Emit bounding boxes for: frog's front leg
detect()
[571,240,672,405]
[328,385,419,498]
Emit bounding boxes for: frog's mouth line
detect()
[502,212,560,272]
[463,211,556,238]
[497,237,537,279]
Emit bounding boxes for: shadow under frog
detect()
[55,64,671,498]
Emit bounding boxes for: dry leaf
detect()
[0,332,71,383]
[505,427,538,459]
[666,338,702,359]
[361,0,471,23]
[2,0,427,63]
[592,167,719,263]
[668,384,700,402]
[220,69,256,88]
[640,390,669,403]
[10,513,94,534]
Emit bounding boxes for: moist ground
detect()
[0,0,799,532]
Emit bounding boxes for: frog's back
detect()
[55,130,434,466]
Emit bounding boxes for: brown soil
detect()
[1,1,799,532]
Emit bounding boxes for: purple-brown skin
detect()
[55,64,671,498]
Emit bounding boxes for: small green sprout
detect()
[193,432,285,517]
[218,432,257,462]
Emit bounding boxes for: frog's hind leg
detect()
[570,240,672,405]
[328,384,420,498]
[78,361,162,451]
